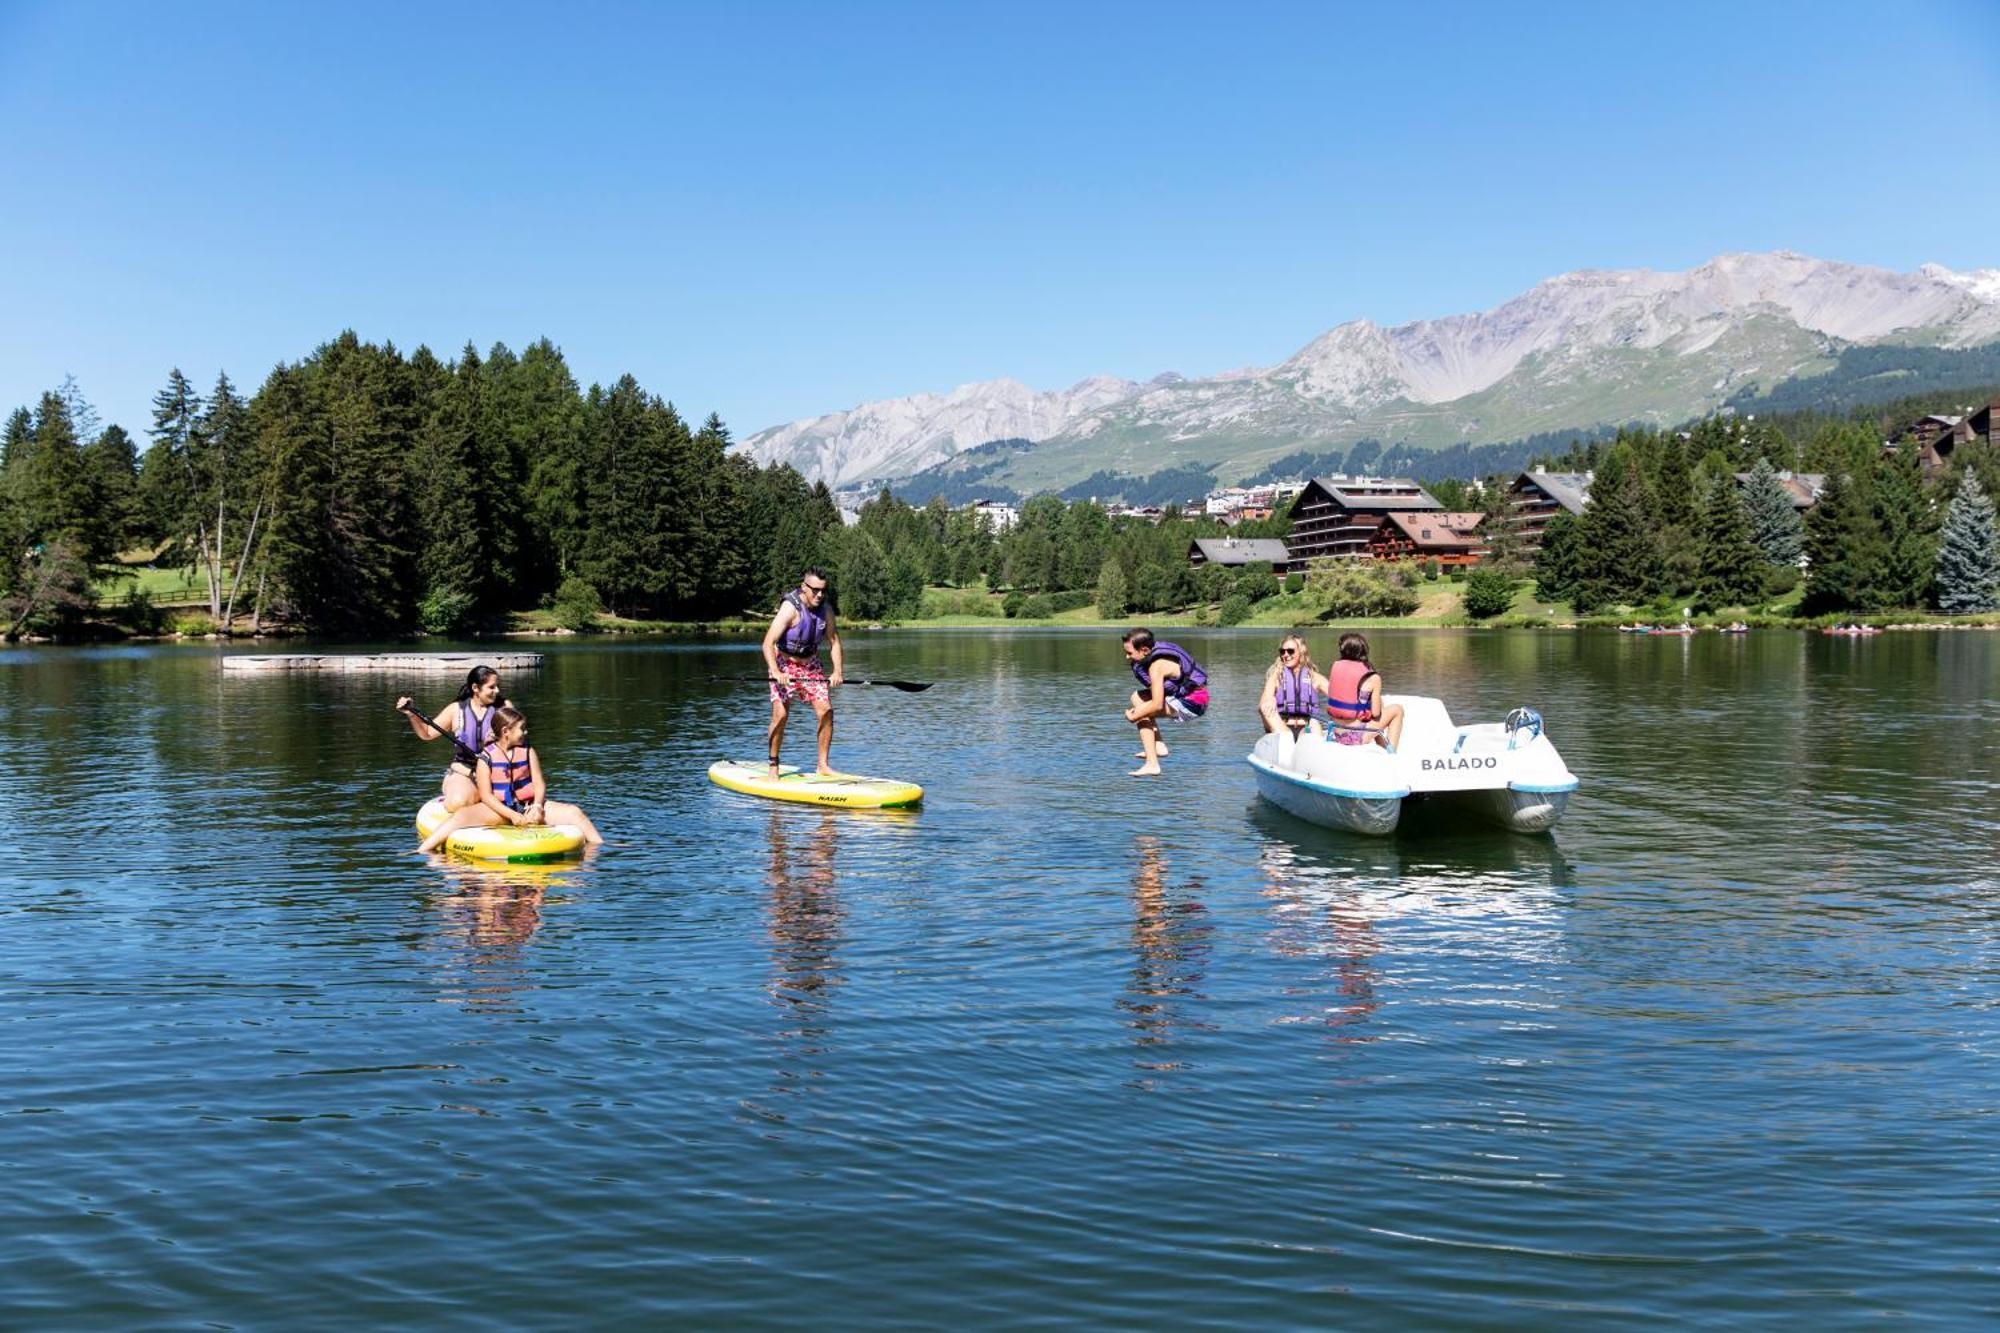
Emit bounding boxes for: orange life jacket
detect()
[1325,659,1379,723]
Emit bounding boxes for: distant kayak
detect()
[415,798,586,862]
[707,760,923,809]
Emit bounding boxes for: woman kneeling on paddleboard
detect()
[1121,627,1209,777]
[397,665,508,812]
[417,705,603,854]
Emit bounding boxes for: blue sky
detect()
[2,0,1997,442]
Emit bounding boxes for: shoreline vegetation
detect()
[7,332,2000,645]
[22,573,1999,645]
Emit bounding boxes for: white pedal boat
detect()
[1248,695,1579,836]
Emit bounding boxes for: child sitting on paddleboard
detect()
[1325,632,1404,752]
[417,705,604,854]
[1121,628,1209,777]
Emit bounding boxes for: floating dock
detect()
[221,652,545,673]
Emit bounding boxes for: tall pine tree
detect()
[1741,455,1804,569]
[1801,466,1879,613]
[1690,468,1764,612]
[1859,446,1935,610]
[1934,471,1999,613]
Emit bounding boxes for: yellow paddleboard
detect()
[707,760,923,809]
[415,798,587,862]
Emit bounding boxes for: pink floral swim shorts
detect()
[771,655,829,707]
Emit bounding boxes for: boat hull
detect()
[1250,754,1404,835]
[1247,697,1578,838]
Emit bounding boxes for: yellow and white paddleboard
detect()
[707,760,923,809]
[415,798,587,862]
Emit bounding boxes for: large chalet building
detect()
[1890,398,2000,478]
[1284,477,1443,561]
[1366,511,1485,566]
[1502,471,1592,553]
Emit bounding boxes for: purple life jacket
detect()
[453,702,495,762]
[1131,641,1208,698]
[1274,665,1319,719]
[778,589,827,657]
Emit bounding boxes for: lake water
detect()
[3,628,1998,1327]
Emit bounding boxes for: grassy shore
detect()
[81,562,2000,640]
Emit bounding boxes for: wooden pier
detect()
[221,652,545,673]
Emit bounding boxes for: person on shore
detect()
[1121,628,1209,777]
[762,568,845,776]
[1326,632,1404,751]
[1258,634,1327,738]
[417,705,603,853]
[397,665,508,811]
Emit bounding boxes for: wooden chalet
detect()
[1285,477,1441,561]
[1968,396,2000,449]
[1366,511,1485,566]
[1891,413,1976,478]
[1187,536,1293,574]
[1503,471,1591,553]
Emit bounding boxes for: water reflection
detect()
[1248,803,1571,945]
[425,861,579,1015]
[1119,834,1214,1086]
[1258,837,1383,1041]
[762,808,845,1107]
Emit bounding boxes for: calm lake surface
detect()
[3,628,1998,1327]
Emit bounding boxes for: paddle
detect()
[397,700,482,766]
[711,675,934,693]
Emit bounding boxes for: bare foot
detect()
[1128,763,1161,777]
[1134,745,1169,759]
[817,766,837,777]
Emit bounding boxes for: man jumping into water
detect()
[763,568,844,776]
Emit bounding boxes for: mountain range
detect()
[738,252,2000,496]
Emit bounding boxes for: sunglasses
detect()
[1279,647,1299,657]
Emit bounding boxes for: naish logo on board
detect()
[1420,756,1499,772]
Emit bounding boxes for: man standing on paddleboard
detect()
[763,568,845,776]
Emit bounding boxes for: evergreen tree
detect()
[1534,511,1582,604]
[194,371,255,621]
[1648,429,1696,534]
[1096,556,1128,617]
[1,407,32,481]
[250,365,325,627]
[579,375,674,617]
[508,339,590,598]
[144,368,204,565]
[81,423,140,552]
[1477,481,1525,570]
[1741,455,1803,569]
[1935,472,2000,613]
[1572,445,1660,609]
[19,391,111,563]
[691,413,754,615]
[1860,446,1935,610]
[56,374,102,453]
[410,345,482,630]
[839,530,891,619]
[1690,470,1764,612]
[1800,467,1879,613]
[885,545,926,619]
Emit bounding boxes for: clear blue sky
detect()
[3,0,1997,443]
